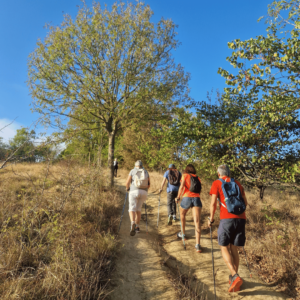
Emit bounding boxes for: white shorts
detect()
[128,189,148,212]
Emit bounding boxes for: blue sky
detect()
[0,0,271,141]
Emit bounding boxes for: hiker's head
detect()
[114,158,117,161]
[183,164,196,174]
[135,160,143,168]
[168,163,176,170]
[217,164,230,177]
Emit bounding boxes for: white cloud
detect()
[0,119,22,142]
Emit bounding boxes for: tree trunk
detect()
[108,132,115,187]
[97,144,102,168]
[259,186,266,200]
[97,125,103,169]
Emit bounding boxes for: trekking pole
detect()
[208,217,217,300]
[145,199,148,234]
[243,246,252,278]
[177,202,186,250]
[157,194,161,228]
[118,192,128,234]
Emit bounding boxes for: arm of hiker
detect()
[176,178,185,203]
[208,194,217,227]
[126,175,132,191]
[159,178,167,193]
[148,175,151,189]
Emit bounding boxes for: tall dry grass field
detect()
[0,162,122,299]
[245,188,300,298]
[119,168,300,298]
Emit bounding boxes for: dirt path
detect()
[110,178,287,300]
[109,179,177,300]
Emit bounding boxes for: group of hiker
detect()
[125,160,247,293]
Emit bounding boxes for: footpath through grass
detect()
[119,168,300,299]
[0,162,122,299]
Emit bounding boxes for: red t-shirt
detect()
[209,176,246,220]
[181,174,201,198]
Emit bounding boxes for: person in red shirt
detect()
[208,165,248,292]
[175,164,202,253]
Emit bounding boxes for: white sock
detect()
[131,221,135,224]
[173,215,176,218]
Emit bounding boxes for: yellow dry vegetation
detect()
[0,162,122,299]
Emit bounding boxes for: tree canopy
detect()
[170,0,300,198]
[28,1,190,186]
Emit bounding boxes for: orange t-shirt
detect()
[209,176,246,220]
[181,174,201,198]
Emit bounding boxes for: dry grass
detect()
[0,161,122,299]
[245,188,300,298]
[119,168,300,298]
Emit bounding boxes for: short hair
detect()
[183,164,196,175]
[217,164,230,176]
[135,160,143,168]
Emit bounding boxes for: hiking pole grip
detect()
[118,192,128,235]
[208,217,216,300]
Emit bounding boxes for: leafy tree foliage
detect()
[9,128,37,162]
[0,138,8,160]
[218,0,300,195]
[119,122,171,170]
[28,1,190,186]
[173,1,300,198]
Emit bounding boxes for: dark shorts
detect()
[167,191,178,201]
[218,218,246,247]
[180,197,202,209]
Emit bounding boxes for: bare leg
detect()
[192,207,201,244]
[179,207,188,234]
[220,244,238,276]
[135,211,141,226]
[129,211,136,223]
[230,244,240,273]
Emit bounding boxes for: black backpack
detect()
[168,169,180,186]
[189,175,201,193]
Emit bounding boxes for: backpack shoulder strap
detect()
[217,179,228,209]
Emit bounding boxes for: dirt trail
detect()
[110,179,177,300]
[110,178,287,300]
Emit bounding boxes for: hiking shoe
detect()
[177,232,187,241]
[228,274,243,292]
[229,275,240,291]
[135,227,140,233]
[130,223,136,236]
[195,244,202,253]
[173,216,177,222]
[168,215,172,226]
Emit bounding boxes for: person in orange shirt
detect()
[175,164,202,253]
[208,164,248,292]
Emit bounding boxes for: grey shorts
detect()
[180,197,202,209]
[218,218,246,247]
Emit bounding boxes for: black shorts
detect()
[218,218,246,247]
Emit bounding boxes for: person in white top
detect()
[125,160,150,236]
[113,158,118,177]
